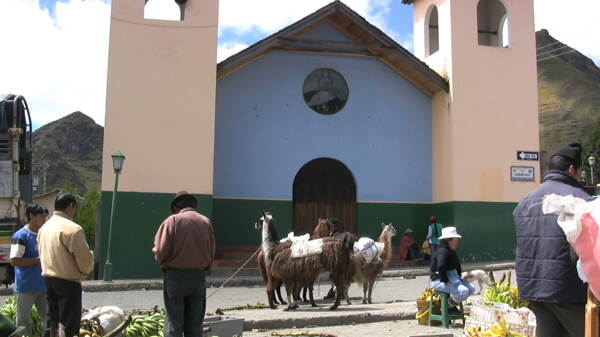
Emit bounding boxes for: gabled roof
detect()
[217,1,448,96]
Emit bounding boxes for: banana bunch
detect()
[483,282,528,309]
[0,298,16,320]
[80,317,105,337]
[123,312,165,337]
[465,320,526,337]
[0,297,43,336]
[416,288,440,305]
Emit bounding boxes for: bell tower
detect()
[100,0,219,278]
[408,0,540,203]
[102,0,219,197]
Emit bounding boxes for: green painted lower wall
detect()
[97,192,517,279]
[98,191,212,279]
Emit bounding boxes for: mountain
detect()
[32,111,103,195]
[536,29,600,172]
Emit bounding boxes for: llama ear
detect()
[262,211,267,218]
[381,222,385,228]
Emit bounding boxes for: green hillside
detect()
[537,29,600,175]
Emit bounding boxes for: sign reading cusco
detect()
[511,166,535,182]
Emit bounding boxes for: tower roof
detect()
[217,0,448,96]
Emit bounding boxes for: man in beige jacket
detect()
[38,192,94,337]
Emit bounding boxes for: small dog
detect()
[462,269,490,294]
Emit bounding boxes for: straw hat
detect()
[438,227,462,240]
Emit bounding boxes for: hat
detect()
[438,227,462,240]
[170,191,197,213]
[429,216,436,222]
[0,313,24,337]
[404,229,414,234]
[553,142,582,167]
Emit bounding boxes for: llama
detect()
[270,232,356,311]
[255,211,291,309]
[345,223,397,304]
[300,218,333,303]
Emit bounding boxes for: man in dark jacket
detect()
[514,142,589,337]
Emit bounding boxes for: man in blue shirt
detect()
[10,204,48,337]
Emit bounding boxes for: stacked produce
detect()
[483,281,529,309]
[0,297,43,336]
[122,312,164,337]
[465,319,526,337]
[415,288,441,325]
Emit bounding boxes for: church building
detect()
[100,0,539,278]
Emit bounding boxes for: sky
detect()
[1,0,599,128]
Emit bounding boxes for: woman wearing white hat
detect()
[429,227,475,313]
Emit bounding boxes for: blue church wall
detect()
[215,47,433,203]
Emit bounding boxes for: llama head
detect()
[380,223,397,238]
[338,232,356,251]
[254,211,273,230]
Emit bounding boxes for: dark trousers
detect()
[163,269,206,337]
[530,301,585,337]
[42,277,82,337]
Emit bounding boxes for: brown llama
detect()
[254,211,292,309]
[270,232,356,311]
[300,218,334,303]
[345,223,397,304]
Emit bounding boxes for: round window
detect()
[303,68,348,115]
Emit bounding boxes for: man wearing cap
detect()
[153,191,216,337]
[514,142,589,337]
[426,216,443,257]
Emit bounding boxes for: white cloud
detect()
[0,0,111,127]
[534,0,600,65]
[217,42,250,62]
[218,0,398,39]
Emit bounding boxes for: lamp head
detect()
[112,152,126,173]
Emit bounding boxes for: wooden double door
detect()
[292,158,357,236]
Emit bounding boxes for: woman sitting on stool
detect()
[430,227,475,313]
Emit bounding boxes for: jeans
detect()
[163,269,206,337]
[16,291,47,337]
[42,277,82,337]
[431,269,475,302]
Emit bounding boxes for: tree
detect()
[62,181,100,249]
[583,118,600,185]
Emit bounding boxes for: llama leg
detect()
[345,288,352,305]
[291,285,299,310]
[362,282,368,304]
[302,287,309,303]
[367,279,375,304]
[284,285,294,311]
[330,283,343,311]
[309,285,318,307]
[266,277,277,309]
[276,280,287,304]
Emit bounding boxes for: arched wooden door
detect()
[293,158,357,236]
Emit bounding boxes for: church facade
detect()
[100,0,539,278]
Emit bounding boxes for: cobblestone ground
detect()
[243,320,463,337]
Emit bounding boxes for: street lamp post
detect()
[589,156,596,186]
[103,152,126,282]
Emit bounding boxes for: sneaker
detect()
[448,306,461,315]
[324,289,336,299]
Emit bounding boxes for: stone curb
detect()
[0,262,514,295]
[241,308,418,331]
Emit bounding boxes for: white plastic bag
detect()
[82,306,125,335]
